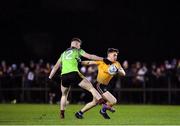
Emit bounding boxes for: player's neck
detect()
[107,57,113,62]
[70,46,78,49]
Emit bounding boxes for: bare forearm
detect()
[81,61,90,65]
[81,61,97,66]
[49,67,58,79]
[89,55,103,61]
[49,62,60,79]
[118,68,126,76]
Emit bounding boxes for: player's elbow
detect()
[119,69,126,76]
[121,71,126,76]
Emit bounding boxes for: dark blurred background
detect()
[1,0,180,104]
[0,0,180,63]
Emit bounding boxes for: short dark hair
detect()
[71,37,82,44]
[107,48,119,54]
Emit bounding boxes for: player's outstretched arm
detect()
[82,52,103,61]
[81,61,97,66]
[49,60,61,79]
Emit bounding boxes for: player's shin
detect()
[81,100,97,113]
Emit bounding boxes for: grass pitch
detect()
[0,104,180,125]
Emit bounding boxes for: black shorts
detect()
[94,81,108,94]
[61,72,83,87]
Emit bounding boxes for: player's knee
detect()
[114,98,117,104]
[110,98,117,105]
[113,98,117,104]
[62,90,69,96]
[61,92,68,97]
[61,92,65,96]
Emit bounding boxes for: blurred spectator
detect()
[121,60,132,88]
[122,60,131,76]
[44,63,51,74]
[136,63,148,83]
[86,66,97,83]
[80,66,86,74]
[0,58,180,104]
[0,60,7,76]
[164,60,172,70]
[171,58,177,69]
[19,63,26,75]
[176,60,180,83]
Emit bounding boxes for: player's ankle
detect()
[101,109,106,113]
[79,111,83,115]
[101,107,107,113]
[60,110,65,119]
[103,104,112,109]
[61,110,65,113]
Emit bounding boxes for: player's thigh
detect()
[61,83,70,96]
[92,97,99,104]
[78,78,93,91]
[102,91,117,104]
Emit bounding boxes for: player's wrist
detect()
[118,68,123,72]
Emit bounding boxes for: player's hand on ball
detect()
[108,64,118,75]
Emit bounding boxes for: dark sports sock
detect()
[101,104,107,113]
[61,110,65,114]
[60,110,65,119]
[79,111,83,115]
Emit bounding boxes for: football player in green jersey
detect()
[49,38,105,119]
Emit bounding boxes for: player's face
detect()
[77,42,81,49]
[71,41,81,49]
[108,52,118,62]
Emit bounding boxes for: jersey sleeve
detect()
[79,49,86,56]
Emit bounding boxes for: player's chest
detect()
[99,64,110,72]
